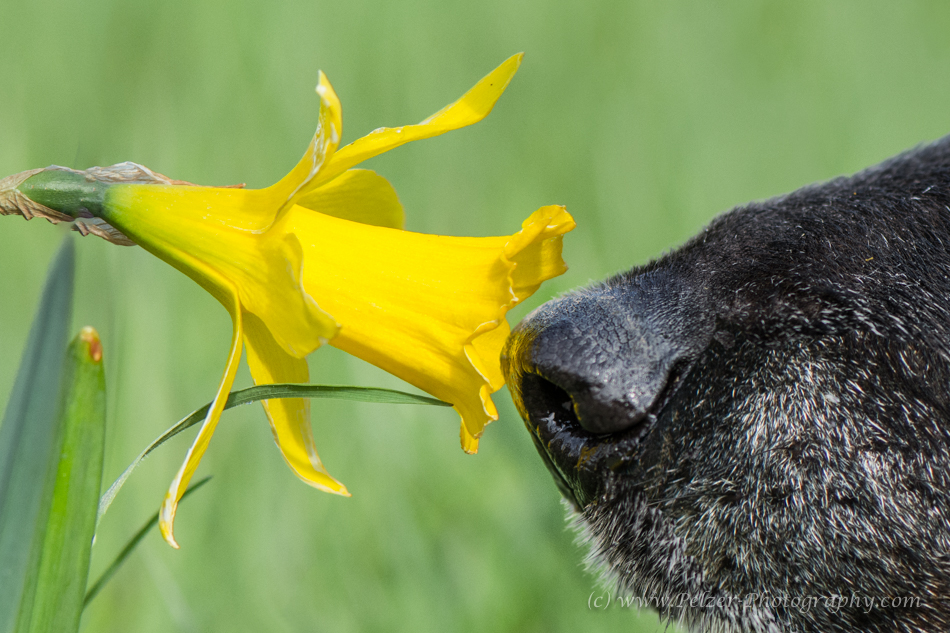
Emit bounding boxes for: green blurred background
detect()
[3,1,950,631]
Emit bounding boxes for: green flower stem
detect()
[16,169,108,219]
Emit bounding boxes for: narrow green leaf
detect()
[83,477,211,608]
[0,238,74,633]
[97,384,450,524]
[20,328,106,633]
[232,384,450,407]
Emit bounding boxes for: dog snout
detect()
[503,286,693,437]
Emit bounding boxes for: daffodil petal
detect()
[295,169,404,229]
[104,185,341,358]
[243,312,349,496]
[264,71,344,212]
[460,205,575,450]
[159,283,244,549]
[504,205,575,294]
[274,202,574,455]
[244,233,340,357]
[306,53,524,191]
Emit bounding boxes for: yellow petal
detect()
[305,53,524,191]
[104,184,340,358]
[160,279,244,548]
[295,169,404,229]
[243,312,349,495]
[244,232,340,357]
[504,204,575,295]
[273,203,574,453]
[264,71,344,213]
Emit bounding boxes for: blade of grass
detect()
[97,384,450,525]
[0,238,74,633]
[20,328,106,633]
[83,477,211,608]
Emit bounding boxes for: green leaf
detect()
[20,328,106,633]
[97,384,450,524]
[0,238,74,633]
[83,477,211,608]
[228,384,450,407]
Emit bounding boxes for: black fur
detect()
[502,137,950,632]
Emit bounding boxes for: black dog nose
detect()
[503,284,696,436]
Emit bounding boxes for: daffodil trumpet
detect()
[0,53,575,547]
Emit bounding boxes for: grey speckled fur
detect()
[503,136,950,632]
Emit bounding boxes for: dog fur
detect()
[502,137,950,632]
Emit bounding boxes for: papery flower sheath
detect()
[0,53,575,546]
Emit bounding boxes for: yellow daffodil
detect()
[0,53,575,547]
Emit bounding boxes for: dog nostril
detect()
[507,324,683,436]
[515,367,652,435]
[551,373,649,435]
[503,289,694,437]
[519,373,581,426]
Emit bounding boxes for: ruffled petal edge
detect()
[459,205,575,452]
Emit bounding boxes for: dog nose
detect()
[503,287,685,436]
